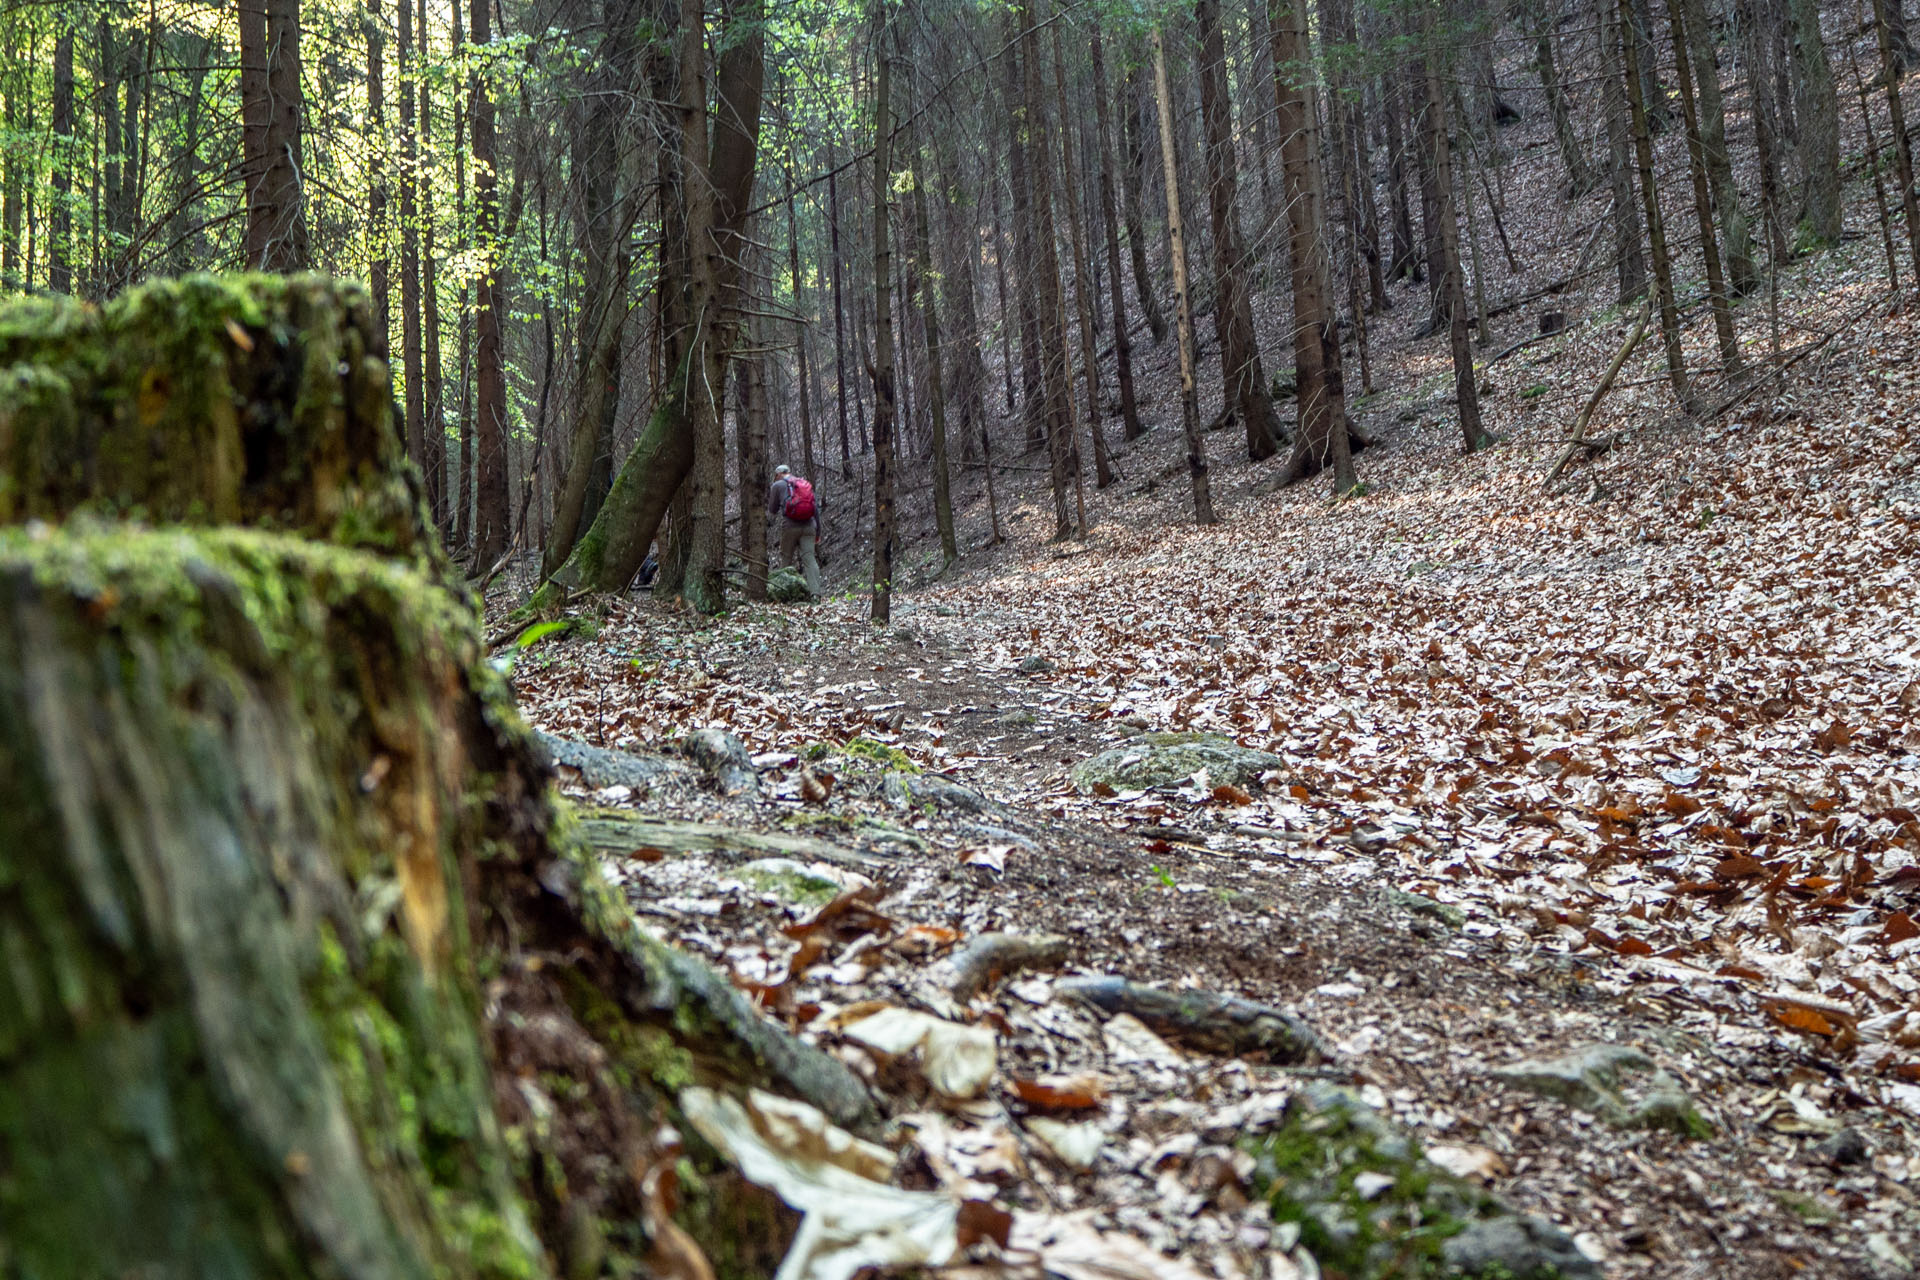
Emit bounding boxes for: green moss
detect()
[1769,1189,1838,1225]
[842,736,920,773]
[1245,1090,1491,1279]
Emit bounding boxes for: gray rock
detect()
[731,858,843,906]
[768,566,814,603]
[1443,1214,1601,1280]
[682,728,759,797]
[1492,1043,1712,1138]
[1070,732,1288,793]
[994,708,1038,729]
[537,733,680,792]
[882,771,989,814]
[1383,888,1465,928]
[1017,655,1056,674]
[1816,1126,1870,1166]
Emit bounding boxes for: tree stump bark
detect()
[0,275,870,1279]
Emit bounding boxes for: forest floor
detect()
[501,282,1920,1278]
[499,42,1920,1277]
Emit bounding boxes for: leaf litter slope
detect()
[508,312,1919,1275]
[506,29,1920,1279]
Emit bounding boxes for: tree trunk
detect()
[1671,0,1743,373]
[469,0,511,570]
[739,313,770,600]
[1122,56,1170,345]
[1422,60,1492,453]
[1619,0,1695,415]
[870,9,897,622]
[829,157,855,479]
[1737,0,1793,260]
[1152,24,1216,525]
[990,172,1018,414]
[909,115,959,567]
[0,275,872,1279]
[367,0,391,336]
[1788,0,1842,243]
[1627,0,1670,134]
[543,0,644,580]
[240,0,310,270]
[530,0,762,613]
[1873,0,1920,288]
[1597,0,1648,302]
[1006,44,1048,457]
[787,141,819,481]
[1051,24,1115,489]
[399,0,424,499]
[1675,0,1757,293]
[1533,0,1594,196]
[419,0,447,531]
[1091,29,1146,442]
[49,32,74,294]
[1024,1,1082,539]
[1383,69,1421,281]
[1271,0,1356,493]
[934,129,990,463]
[1197,0,1282,461]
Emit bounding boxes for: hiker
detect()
[768,463,823,596]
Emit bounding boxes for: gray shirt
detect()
[768,476,821,533]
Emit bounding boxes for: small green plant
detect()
[514,619,572,650]
[1522,383,1548,400]
[1697,507,1716,529]
[1149,864,1176,889]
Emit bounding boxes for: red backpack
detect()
[783,476,816,521]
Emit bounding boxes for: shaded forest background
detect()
[0,0,1911,608]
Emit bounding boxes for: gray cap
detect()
[774,464,791,477]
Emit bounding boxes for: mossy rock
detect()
[767,566,813,603]
[1245,1085,1598,1280]
[730,859,844,907]
[1491,1043,1713,1139]
[1070,732,1288,792]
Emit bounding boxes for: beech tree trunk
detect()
[0,275,871,1278]
[419,0,447,531]
[1671,0,1742,374]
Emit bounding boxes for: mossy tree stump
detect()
[0,276,868,1279]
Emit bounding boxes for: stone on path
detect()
[1070,732,1288,793]
[1491,1042,1712,1138]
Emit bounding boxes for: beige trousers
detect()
[779,521,822,595]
